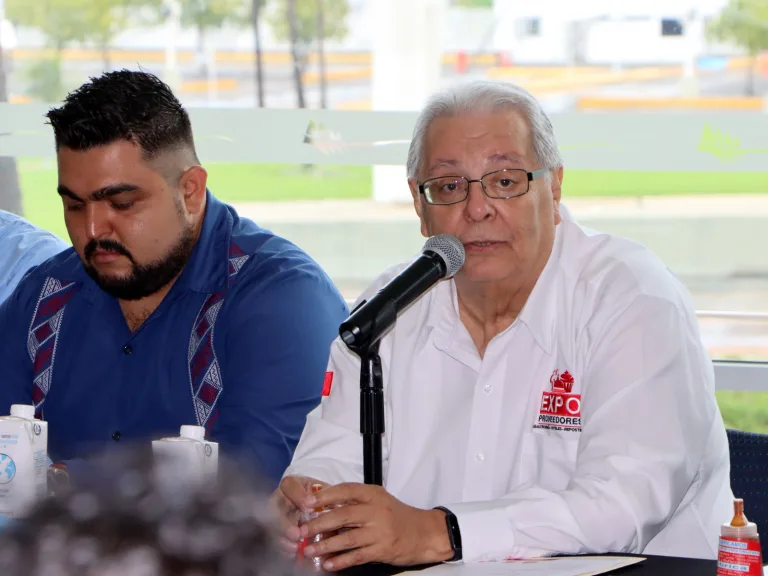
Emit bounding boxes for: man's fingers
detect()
[321,545,381,572]
[302,504,371,538]
[270,491,302,539]
[273,492,294,515]
[276,476,325,539]
[305,482,381,510]
[280,476,312,508]
[303,526,374,558]
[279,536,298,557]
[273,494,298,522]
[283,522,301,542]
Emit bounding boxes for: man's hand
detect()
[300,483,454,571]
[271,475,329,554]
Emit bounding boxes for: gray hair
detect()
[406,80,563,180]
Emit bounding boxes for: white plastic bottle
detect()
[0,405,48,521]
[717,498,763,576]
[152,425,218,488]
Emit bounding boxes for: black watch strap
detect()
[434,506,463,562]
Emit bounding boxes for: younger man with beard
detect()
[0,70,348,484]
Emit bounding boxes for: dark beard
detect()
[83,226,196,301]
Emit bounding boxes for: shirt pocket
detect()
[519,431,580,490]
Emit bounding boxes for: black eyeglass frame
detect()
[418,167,550,205]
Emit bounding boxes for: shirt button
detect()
[475,452,485,462]
[122,344,132,355]
[112,431,121,442]
[484,384,493,394]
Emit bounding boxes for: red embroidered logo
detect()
[535,369,581,432]
[322,372,334,397]
[550,369,575,393]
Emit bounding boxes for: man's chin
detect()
[84,268,140,299]
[460,263,516,284]
[91,272,133,288]
[95,282,153,301]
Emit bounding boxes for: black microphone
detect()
[340,234,465,351]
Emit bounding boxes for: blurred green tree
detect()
[83,0,164,70]
[6,0,161,100]
[453,0,493,6]
[267,0,348,108]
[177,0,248,75]
[251,0,266,106]
[708,0,768,95]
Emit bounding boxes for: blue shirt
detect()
[0,193,348,484]
[0,211,68,304]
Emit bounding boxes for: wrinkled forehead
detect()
[422,111,534,174]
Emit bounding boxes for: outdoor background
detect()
[1,0,766,431]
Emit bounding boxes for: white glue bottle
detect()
[717,498,763,576]
[0,405,49,521]
[152,425,218,488]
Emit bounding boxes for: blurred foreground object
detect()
[0,449,295,576]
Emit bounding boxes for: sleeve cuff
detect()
[445,502,517,562]
[282,460,361,487]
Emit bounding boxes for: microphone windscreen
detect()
[423,234,465,279]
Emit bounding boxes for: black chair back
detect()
[727,429,768,553]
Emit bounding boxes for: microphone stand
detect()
[338,240,462,487]
[358,340,384,485]
[343,300,391,486]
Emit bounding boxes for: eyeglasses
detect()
[418,168,550,206]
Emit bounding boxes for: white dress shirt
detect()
[285,215,733,562]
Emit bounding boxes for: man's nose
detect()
[84,203,112,240]
[464,181,494,222]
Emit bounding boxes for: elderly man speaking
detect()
[276,81,732,568]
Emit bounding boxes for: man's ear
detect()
[409,179,430,238]
[179,165,208,217]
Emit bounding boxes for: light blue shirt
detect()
[0,211,68,304]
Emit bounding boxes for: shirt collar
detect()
[75,190,233,303]
[174,190,233,294]
[429,278,463,353]
[516,221,563,356]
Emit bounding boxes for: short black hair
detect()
[45,70,198,161]
[0,450,293,576]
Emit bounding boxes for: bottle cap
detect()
[180,425,206,441]
[722,498,759,540]
[10,405,35,419]
[731,498,748,527]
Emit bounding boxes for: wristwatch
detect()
[434,506,463,562]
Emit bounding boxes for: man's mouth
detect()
[91,250,123,263]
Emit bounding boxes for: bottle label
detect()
[718,537,763,576]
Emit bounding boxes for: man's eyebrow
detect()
[487,153,525,165]
[56,184,140,202]
[426,159,460,176]
[57,185,81,201]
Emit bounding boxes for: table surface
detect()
[340,555,717,576]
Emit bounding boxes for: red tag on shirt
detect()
[322,372,334,397]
